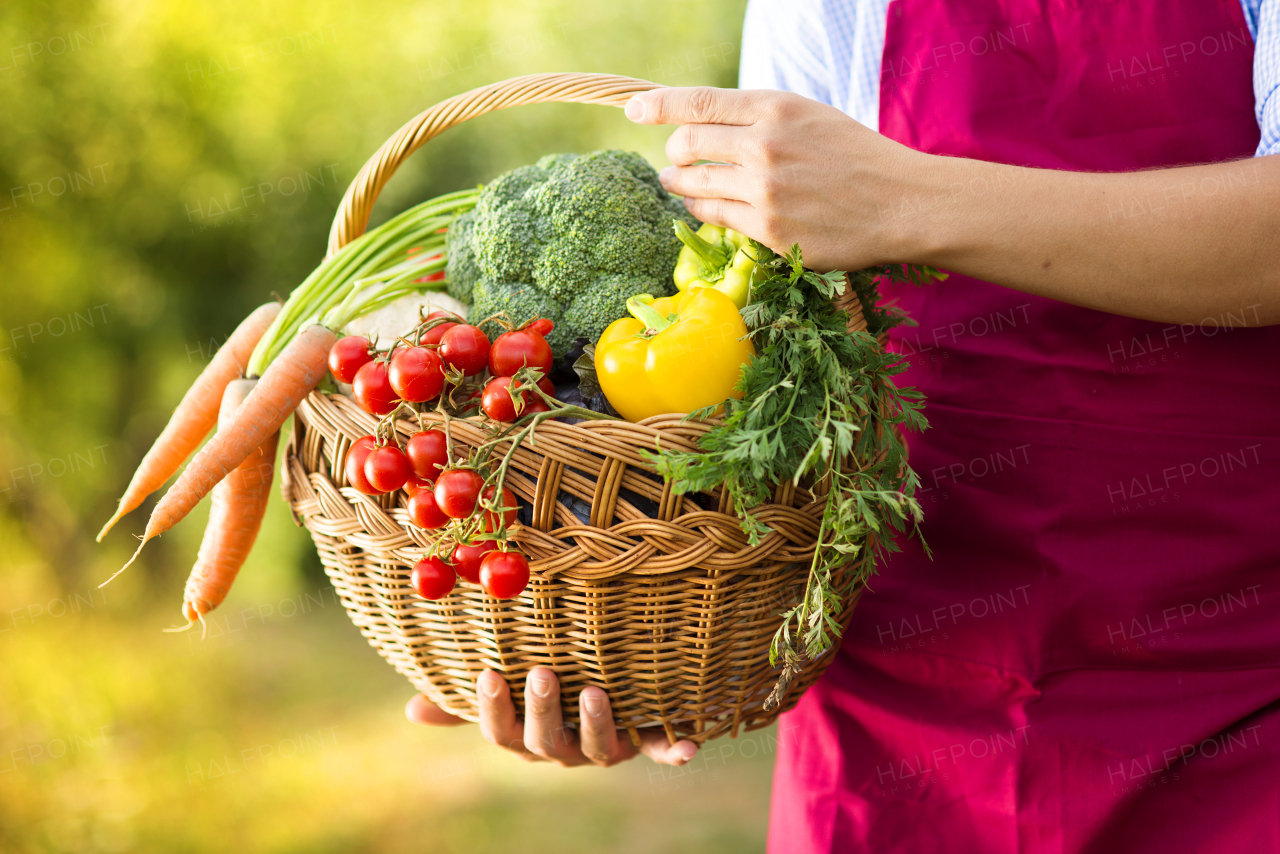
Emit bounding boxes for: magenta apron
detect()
[767,2,1280,851]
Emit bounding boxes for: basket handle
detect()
[326,71,871,336]
[326,72,662,256]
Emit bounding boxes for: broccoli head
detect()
[445,149,699,356]
[444,208,481,305]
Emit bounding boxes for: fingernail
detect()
[677,742,697,763]
[583,693,603,717]
[480,672,501,698]
[625,96,645,122]
[658,166,674,187]
[530,673,551,698]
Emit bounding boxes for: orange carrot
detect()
[103,324,337,584]
[181,378,280,622]
[97,301,281,542]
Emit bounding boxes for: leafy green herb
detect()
[572,342,602,400]
[650,244,943,707]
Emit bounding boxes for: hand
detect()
[405,666,699,767]
[625,86,927,272]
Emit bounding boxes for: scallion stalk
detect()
[246,188,480,376]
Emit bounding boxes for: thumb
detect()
[625,87,756,127]
[405,693,468,727]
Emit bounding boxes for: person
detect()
[410,0,1280,849]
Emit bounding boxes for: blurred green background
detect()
[0,1,779,851]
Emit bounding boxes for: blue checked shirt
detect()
[741,0,1280,156]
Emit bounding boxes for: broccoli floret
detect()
[563,274,672,346]
[453,149,700,356]
[445,209,481,305]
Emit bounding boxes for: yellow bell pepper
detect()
[595,287,755,423]
[672,221,760,309]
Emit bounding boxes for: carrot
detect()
[103,323,337,584]
[180,378,279,622]
[97,301,281,542]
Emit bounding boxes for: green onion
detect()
[246,188,480,376]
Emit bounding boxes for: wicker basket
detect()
[281,73,886,746]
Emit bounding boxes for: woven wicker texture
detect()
[284,73,884,744]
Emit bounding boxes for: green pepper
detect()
[671,221,760,309]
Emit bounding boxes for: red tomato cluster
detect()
[328,315,550,603]
[330,315,557,424]
[329,312,491,417]
[480,320,557,421]
[346,430,447,501]
[411,548,529,601]
[343,429,528,600]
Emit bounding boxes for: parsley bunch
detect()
[651,244,942,708]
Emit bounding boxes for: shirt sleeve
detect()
[1255,0,1280,155]
[739,0,837,107]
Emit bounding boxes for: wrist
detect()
[874,147,970,267]
[873,143,1026,273]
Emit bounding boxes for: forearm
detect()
[625,86,1280,326]
[887,152,1280,325]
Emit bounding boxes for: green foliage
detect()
[848,263,948,336]
[652,245,942,686]
[446,149,699,354]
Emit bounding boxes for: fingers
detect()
[656,162,759,234]
[666,123,744,166]
[474,672,696,769]
[477,669,534,758]
[626,86,765,126]
[679,196,759,235]
[578,686,632,766]
[523,666,584,765]
[404,693,468,727]
[637,730,700,766]
[658,163,752,203]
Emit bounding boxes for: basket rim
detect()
[326,72,664,257]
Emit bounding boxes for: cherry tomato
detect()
[364,445,411,493]
[389,346,445,402]
[481,377,553,422]
[352,360,399,415]
[404,472,429,493]
[480,485,518,532]
[527,318,555,337]
[481,376,521,422]
[523,396,551,415]
[407,488,449,529]
[451,540,498,584]
[405,430,448,482]
[419,311,458,348]
[489,325,554,378]
[434,469,485,518]
[479,550,531,598]
[329,336,374,384]
[411,556,456,600]
[438,325,490,376]
[345,435,381,495]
